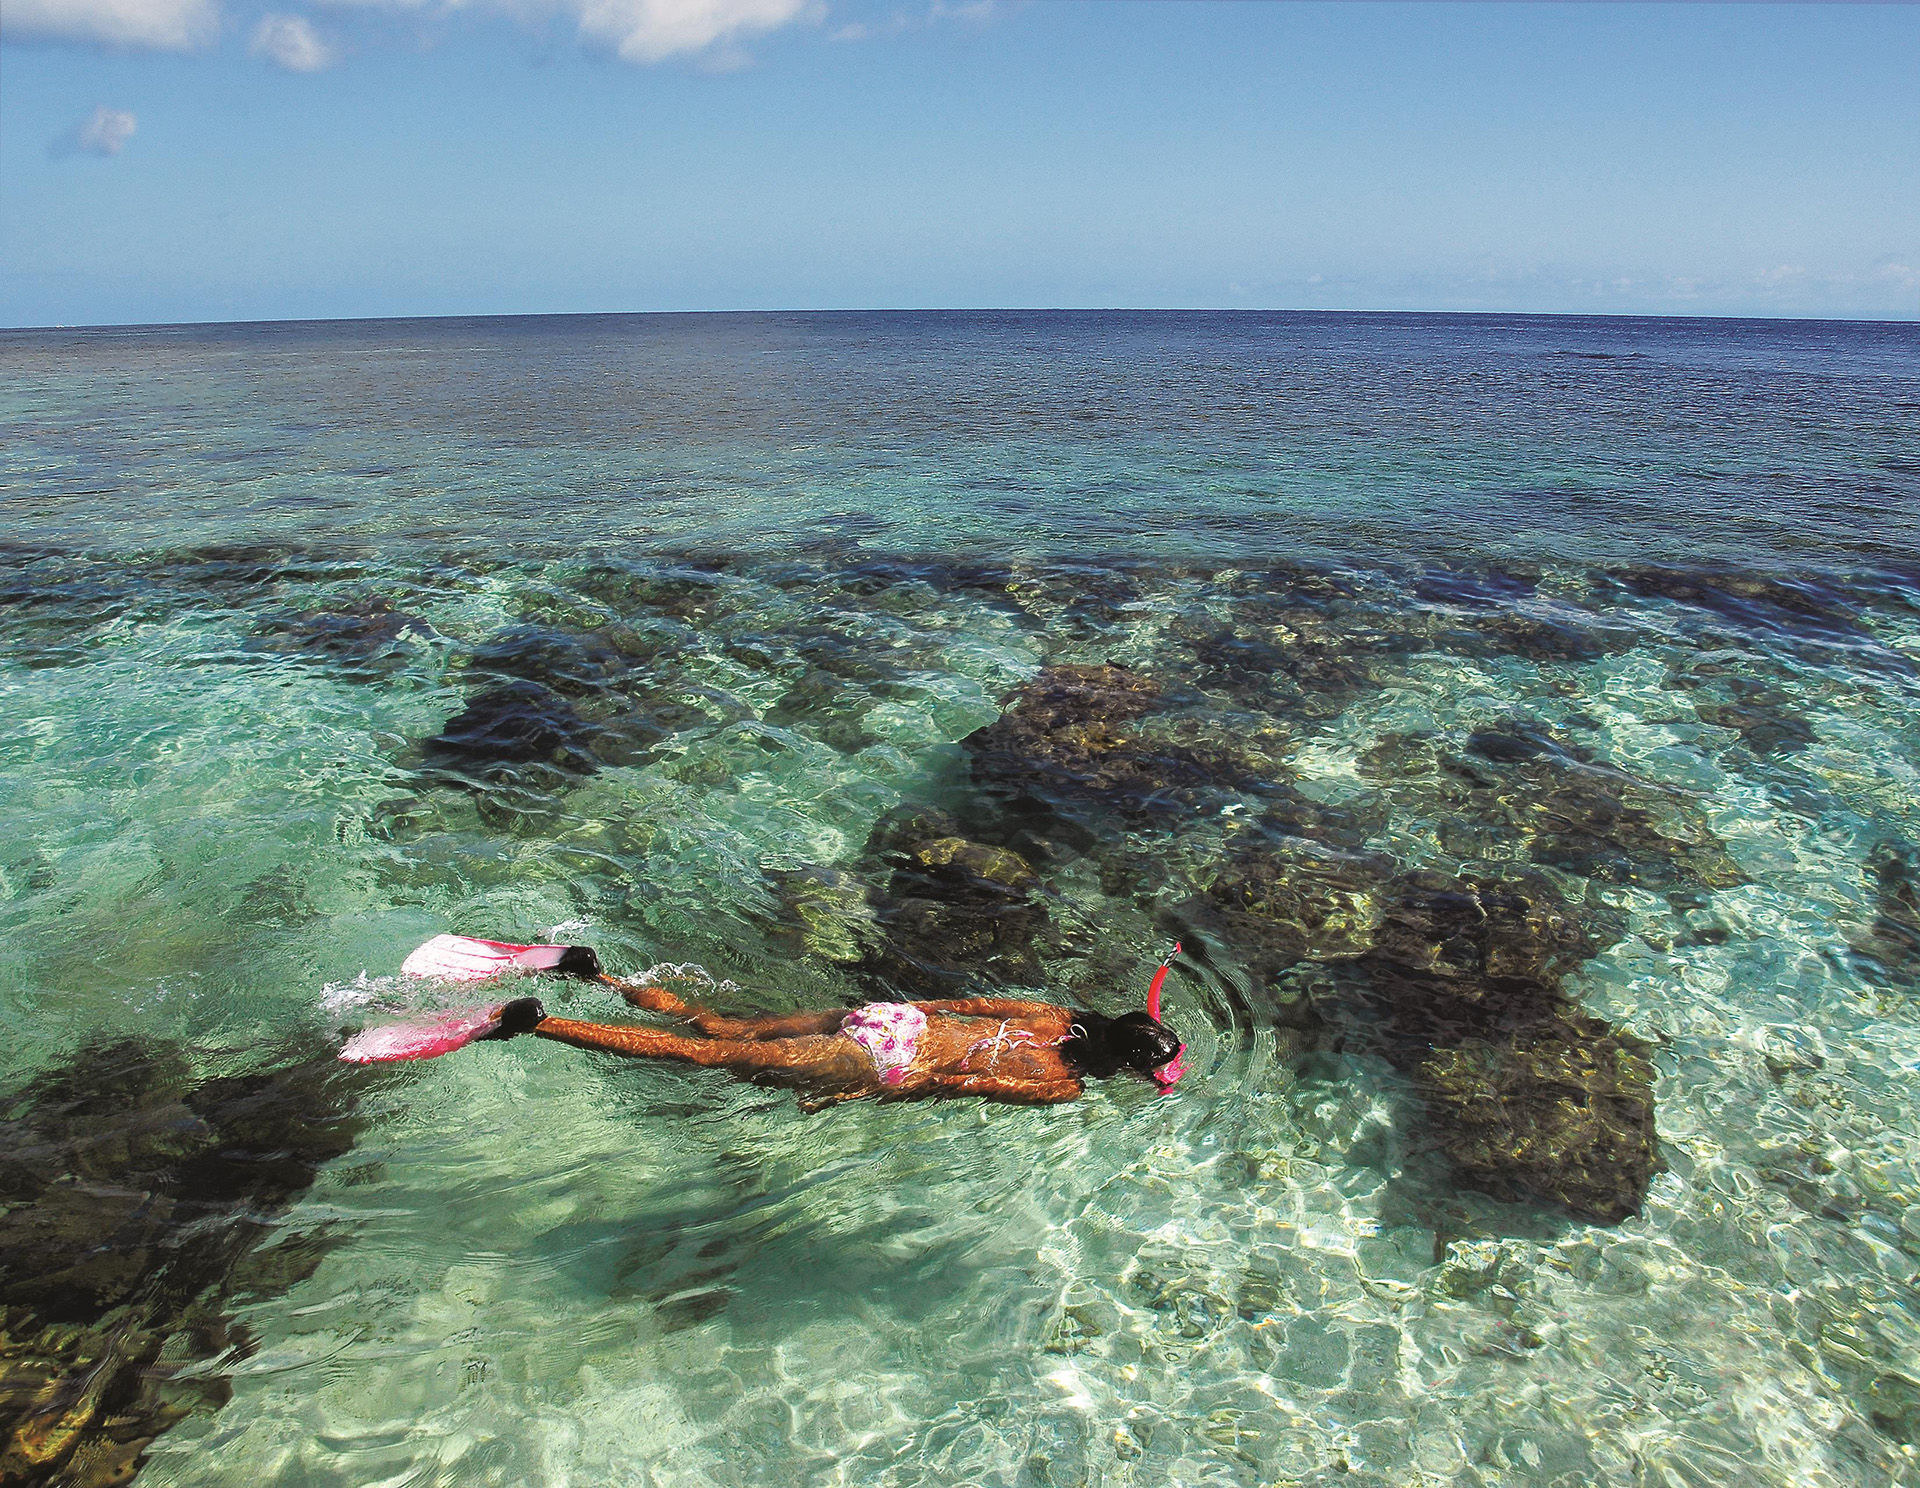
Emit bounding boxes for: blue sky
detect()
[3,1,1916,327]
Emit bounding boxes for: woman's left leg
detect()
[532,1017,856,1080]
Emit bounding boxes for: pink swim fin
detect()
[340,1005,505,1063]
[340,995,547,1064]
[401,934,601,982]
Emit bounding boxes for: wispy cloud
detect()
[7,0,836,62]
[48,105,138,158]
[250,11,337,68]
[832,0,988,44]
[3,0,215,47]
[570,0,818,64]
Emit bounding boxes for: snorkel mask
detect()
[1145,943,1188,1091]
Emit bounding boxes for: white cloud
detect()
[2,0,214,48]
[48,105,138,157]
[832,0,987,43]
[250,11,337,67]
[570,0,816,63]
[9,0,840,63]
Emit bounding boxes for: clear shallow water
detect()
[3,312,1920,1487]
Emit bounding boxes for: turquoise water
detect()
[3,311,1920,1486]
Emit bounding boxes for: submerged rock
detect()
[1671,662,1818,756]
[0,1040,367,1487]
[1852,843,1920,981]
[1609,566,1870,649]
[1199,840,1395,972]
[1362,722,1746,892]
[1171,612,1392,719]
[423,679,602,777]
[767,866,878,965]
[465,624,631,696]
[966,664,1296,847]
[249,596,433,674]
[1414,1011,1658,1226]
[850,808,1053,995]
[1345,869,1657,1225]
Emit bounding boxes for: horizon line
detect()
[6,304,1920,335]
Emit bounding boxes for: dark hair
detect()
[1062,1009,1182,1080]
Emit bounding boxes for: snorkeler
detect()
[343,936,1187,1107]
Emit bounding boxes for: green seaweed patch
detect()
[0,1041,369,1487]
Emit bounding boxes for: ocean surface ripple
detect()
[0,311,1918,1488]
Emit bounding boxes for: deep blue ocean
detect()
[3,311,1920,1487]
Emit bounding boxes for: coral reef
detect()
[1350,870,1658,1224]
[0,1040,367,1487]
[248,597,433,676]
[856,808,1051,996]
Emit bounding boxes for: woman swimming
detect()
[348,937,1187,1107]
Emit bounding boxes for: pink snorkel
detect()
[1146,942,1188,1091]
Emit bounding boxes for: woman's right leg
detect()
[605,978,845,1040]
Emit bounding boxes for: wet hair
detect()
[1061,1009,1182,1080]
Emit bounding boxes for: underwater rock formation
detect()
[855,808,1052,996]
[423,679,603,778]
[465,624,632,696]
[965,664,1298,850]
[1349,869,1658,1225]
[1608,566,1870,649]
[1671,662,1818,756]
[1198,839,1395,974]
[0,1040,367,1487]
[768,866,878,966]
[249,597,433,675]
[1852,844,1920,981]
[1412,1010,1659,1226]
[1169,593,1399,719]
[1362,723,1746,892]
[0,551,142,670]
